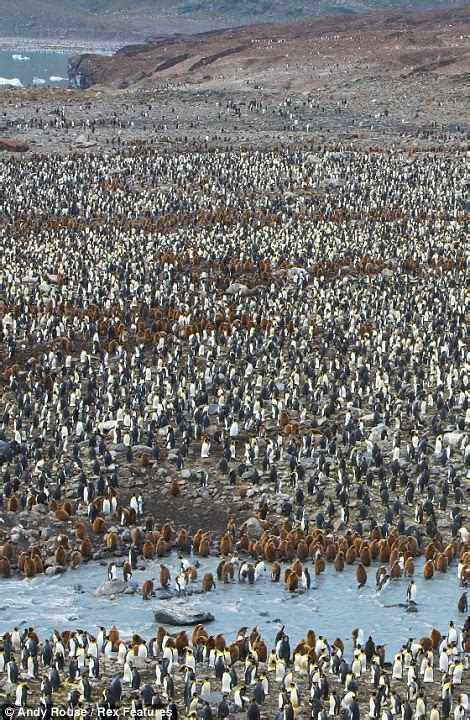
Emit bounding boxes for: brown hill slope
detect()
[67,4,469,91]
[1,0,468,40]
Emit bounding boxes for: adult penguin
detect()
[42,639,53,667]
[15,683,28,708]
[364,636,375,664]
[88,655,99,679]
[406,580,417,605]
[41,676,53,698]
[131,667,141,690]
[253,679,265,705]
[79,674,91,701]
[310,697,322,719]
[302,567,311,590]
[246,699,261,720]
[167,698,178,720]
[69,657,79,682]
[214,654,225,681]
[278,635,291,665]
[108,676,122,705]
[441,691,451,720]
[49,667,61,691]
[141,684,154,708]
[348,695,360,720]
[283,700,295,720]
[201,701,213,720]
[128,545,138,570]
[218,694,230,719]
[164,673,174,698]
[6,659,18,684]
[107,562,117,581]
[68,689,80,708]
[402,700,413,720]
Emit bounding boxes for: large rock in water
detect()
[93,580,135,596]
[153,602,214,626]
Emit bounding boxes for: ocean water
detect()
[0,553,463,658]
[0,50,69,88]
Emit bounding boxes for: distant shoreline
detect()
[0,19,233,55]
[0,18,254,55]
[0,36,127,56]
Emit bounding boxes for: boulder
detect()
[45,565,66,577]
[226,283,249,295]
[30,503,47,514]
[443,432,464,448]
[93,579,133,597]
[153,603,214,626]
[0,139,29,152]
[304,153,322,166]
[368,424,389,442]
[286,267,307,280]
[44,557,60,568]
[244,516,263,539]
[200,691,223,704]
[132,445,153,456]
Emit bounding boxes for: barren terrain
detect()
[1,0,467,40]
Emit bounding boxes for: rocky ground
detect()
[0,5,468,156]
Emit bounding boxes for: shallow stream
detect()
[0,554,463,658]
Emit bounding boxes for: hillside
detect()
[67,3,470,93]
[1,0,467,40]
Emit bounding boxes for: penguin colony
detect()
[0,619,468,718]
[0,143,468,719]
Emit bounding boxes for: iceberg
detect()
[0,77,23,87]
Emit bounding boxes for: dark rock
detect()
[0,139,29,152]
